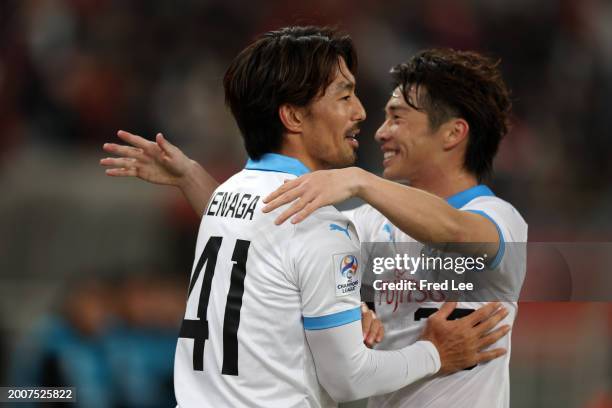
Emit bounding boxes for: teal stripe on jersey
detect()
[303,307,361,330]
[446,184,495,209]
[245,153,310,176]
[465,209,506,269]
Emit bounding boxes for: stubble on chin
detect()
[321,144,356,169]
[341,149,357,168]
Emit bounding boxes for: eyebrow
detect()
[335,80,355,93]
[385,105,409,113]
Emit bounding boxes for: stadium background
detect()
[0,0,610,407]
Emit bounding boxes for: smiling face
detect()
[299,57,366,170]
[375,86,451,182]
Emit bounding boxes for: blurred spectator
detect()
[8,274,184,407]
[104,274,183,408]
[9,278,114,407]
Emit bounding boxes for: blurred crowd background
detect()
[0,0,610,407]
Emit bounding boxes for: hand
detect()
[100,130,194,187]
[262,167,362,224]
[420,302,510,375]
[361,303,384,348]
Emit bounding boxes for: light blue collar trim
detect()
[446,185,495,209]
[245,153,311,177]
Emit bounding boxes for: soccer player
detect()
[262,49,528,408]
[101,29,511,407]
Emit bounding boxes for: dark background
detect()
[0,1,610,407]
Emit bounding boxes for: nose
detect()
[375,122,389,143]
[353,95,366,122]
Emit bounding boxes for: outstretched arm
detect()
[100,130,219,217]
[262,167,499,257]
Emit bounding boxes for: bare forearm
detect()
[355,169,475,243]
[178,160,220,217]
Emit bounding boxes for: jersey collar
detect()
[446,184,495,209]
[245,153,311,177]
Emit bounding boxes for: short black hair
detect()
[391,49,512,182]
[223,26,357,159]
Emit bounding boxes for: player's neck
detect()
[412,168,479,200]
[277,143,324,172]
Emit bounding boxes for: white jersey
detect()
[174,154,362,408]
[347,185,527,408]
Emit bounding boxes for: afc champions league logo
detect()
[340,255,358,279]
[335,254,360,297]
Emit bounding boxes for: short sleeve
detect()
[288,207,362,330]
[462,198,528,269]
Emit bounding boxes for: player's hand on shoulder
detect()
[361,303,384,348]
[420,302,510,375]
[262,167,362,225]
[100,130,193,186]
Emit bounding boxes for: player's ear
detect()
[279,104,304,134]
[442,118,469,150]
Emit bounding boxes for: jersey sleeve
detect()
[305,321,440,402]
[287,207,362,330]
[462,198,528,269]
